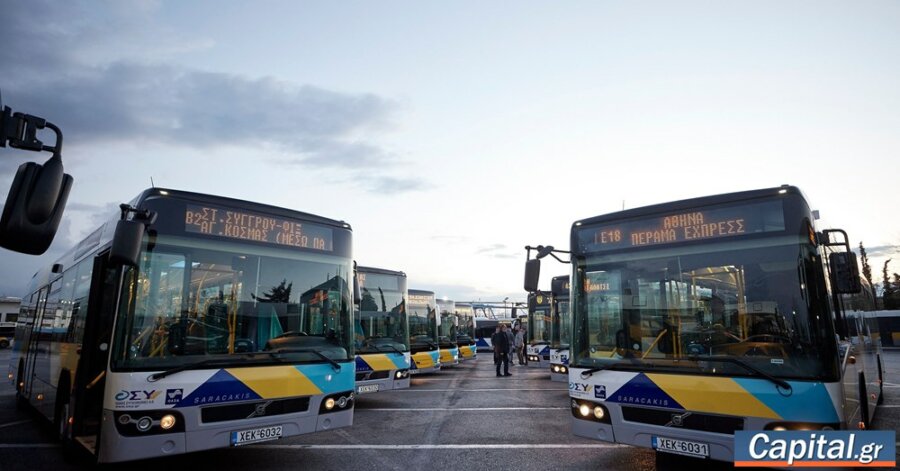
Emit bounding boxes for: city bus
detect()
[549,276,571,382]
[526,292,551,368]
[454,303,477,361]
[407,289,440,374]
[525,185,885,463]
[436,299,460,367]
[354,266,411,394]
[7,188,357,463]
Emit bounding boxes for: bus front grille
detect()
[201,397,310,423]
[621,406,744,435]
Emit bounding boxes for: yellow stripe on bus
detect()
[359,354,397,371]
[646,374,781,419]
[228,365,323,398]
[412,352,435,369]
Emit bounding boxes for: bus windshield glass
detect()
[455,305,474,338]
[112,234,354,371]
[357,272,409,354]
[530,306,550,343]
[408,298,437,346]
[573,235,839,381]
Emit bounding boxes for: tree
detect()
[859,242,877,303]
[883,260,896,309]
[253,279,293,303]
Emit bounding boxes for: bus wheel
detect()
[876,354,884,406]
[0,338,9,348]
[858,371,871,429]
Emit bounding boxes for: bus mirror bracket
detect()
[0,90,72,255]
[820,229,862,294]
[110,204,156,267]
[524,245,571,292]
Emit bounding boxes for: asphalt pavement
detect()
[0,348,896,470]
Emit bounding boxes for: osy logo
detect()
[569,383,593,393]
[115,390,161,401]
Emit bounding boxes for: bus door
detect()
[23,285,51,399]
[71,253,118,451]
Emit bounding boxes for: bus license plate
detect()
[357,384,380,394]
[231,425,283,446]
[652,436,709,458]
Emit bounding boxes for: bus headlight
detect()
[552,365,560,373]
[320,391,355,414]
[579,404,591,417]
[571,399,610,423]
[160,414,176,430]
[324,398,336,410]
[560,366,568,374]
[136,416,153,432]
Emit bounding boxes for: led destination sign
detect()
[408,294,435,306]
[578,200,785,252]
[185,204,333,251]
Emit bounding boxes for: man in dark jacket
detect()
[492,324,512,377]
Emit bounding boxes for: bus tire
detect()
[876,354,884,406]
[0,338,9,348]
[858,371,871,429]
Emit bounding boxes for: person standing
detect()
[492,324,511,377]
[515,326,525,365]
[506,324,515,365]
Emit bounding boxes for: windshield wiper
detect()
[270,348,342,372]
[148,358,236,382]
[578,358,644,379]
[376,343,408,356]
[687,355,792,392]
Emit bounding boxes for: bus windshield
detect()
[455,305,474,338]
[357,283,408,354]
[573,236,839,381]
[530,307,550,343]
[408,303,437,345]
[112,235,354,371]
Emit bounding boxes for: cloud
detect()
[1,1,425,194]
[475,243,519,259]
[864,245,900,258]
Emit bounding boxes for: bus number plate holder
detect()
[357,384,380,394]
[231,425,283,446]
[651,436,709,458]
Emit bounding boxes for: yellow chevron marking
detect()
[412,352,435,369]
[228,365,322,398]
[646,374,780,419]
[440,350,455,362]
[360,354,397,371]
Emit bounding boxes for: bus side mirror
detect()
[110,219,145,267]
[524,259,541,292]
[830,252,861,294]
[0,157,72,255]
[353,268,361,304]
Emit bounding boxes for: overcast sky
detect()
[2,0,899,301]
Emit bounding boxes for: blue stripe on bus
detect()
[299,363,355,394]
[732,378,840,423]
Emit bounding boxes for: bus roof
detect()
[357,266,407,278]
[572,185,805,228]
[137,187,351,230]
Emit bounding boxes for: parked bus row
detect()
[3,188,483,464]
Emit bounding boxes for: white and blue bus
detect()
[407,290,440,374]
[453,303,477,361]
[436,299,460,367]
[354,266,411,394]
[549,276,571,382]
[8,188,356,463]
[526,185,885,463]
[526,292,551,369]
